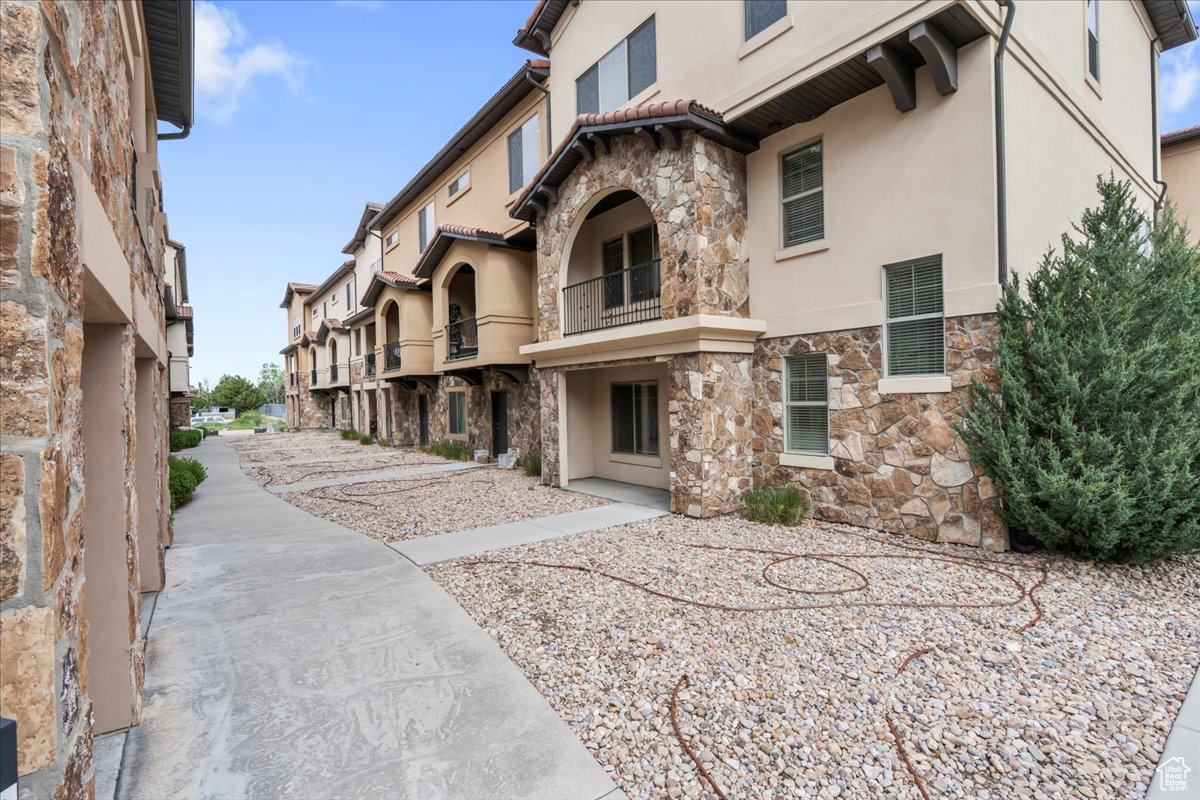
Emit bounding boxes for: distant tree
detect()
[258,362,285,405]
[191,378,212,411]
[210,374,268,416]
[961,176,1200,563]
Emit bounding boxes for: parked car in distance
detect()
[190,414,228,425]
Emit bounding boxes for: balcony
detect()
[383,340,402,373]
[364,352,376,378]
[446,317,479,362]
[562,259,661,336]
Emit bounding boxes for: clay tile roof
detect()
[412,225,522,279]
[322,317,346,330]
[289,282,318,292]
[176,305,194,320]
[1163,124,1200,146]
[377,270,419,286]
[511,100,754,221]
[513,0,568,55]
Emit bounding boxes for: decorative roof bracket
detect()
[867,41,916,113]
[908,22,958,95]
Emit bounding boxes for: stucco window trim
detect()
[878,375,952,395]
[737,13,793,60]
[446,181,472,207]
[779,452,835,470]
[774,238,829,262]
[1084,71,1103,100]
[609,451,663,468]
[626,82,661,109]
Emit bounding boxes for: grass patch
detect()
[359,434,374,445]
[521,451,542,477]
[340,428,360,441]
[377,436,391,448]
[168,456,207,513]
[743,485,806,526]
[419,440,473,461]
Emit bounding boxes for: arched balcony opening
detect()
[382,300,402,372]
[309,347,319,387]
[445,264,478,361]
[328,338,340,383]
[364,323,377,378]
[562,189,661,336]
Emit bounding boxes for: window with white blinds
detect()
[745,0,787,40]
[784,353,828,454]
[576,17,656,115]
[611,381,659,455]
[1086,0,1099,81]
[884,256,945,376]
[781,141,823,247]
[507,115,540,193]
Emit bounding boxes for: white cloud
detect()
[1161,42,1199,131]
[194,1,306,124]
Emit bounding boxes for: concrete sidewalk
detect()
[119,437,621,800]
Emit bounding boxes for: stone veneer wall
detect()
[752,315,1006,550]
[388,371,542,456]
[1,2,174,796]
[296,372,332,430]
[533,132,749,342]
[169,395,192,429]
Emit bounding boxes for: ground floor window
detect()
[884,255,944,376]
[611,381,658,455]
[448,391,467,437]
[784,353,828,453]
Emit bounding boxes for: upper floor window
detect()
[781,140,824,247]
[577,17,656,115]
[322,300,328,318]
[385,231,398,248]
[311,307,319,319]
[418,201,435,251]
[346,280,355,310]
[884,255,944,376]
[449,169,470,197]
[370,259,382,273]
[601,224,660,309]
[785,353,828,454]
[292,315,300,338]
[1085,0,1099,81]
[745,0,786,40]
[448,390,467,437]
[508,115,540,193]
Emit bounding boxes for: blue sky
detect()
[161,0,1200,388]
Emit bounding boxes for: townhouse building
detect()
[165,237,195,428]
[1162,125,1200,238]
[1,1,195,796]
[282,0,1195,552]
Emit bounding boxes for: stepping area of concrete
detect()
[391,502,669,566]
[265,459,481,494]
[565,476,671,510]
[119,437,621,800]
[1147,665,1200,798]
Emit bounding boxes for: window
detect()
[884,255,944,376]
[577,17,656,115]
[611,382,659,455]
[627,224,660,302]
[385,231,398,248]
[1085,0,1099,81]
[292,315,300,338]
[784,354,828,453]
[449,169,470,197]
[418,201,435,251]
[781,141,823,247]
[322,300,328,319]
[312,307,319,319]
[745,0,786,40]
[601,238,624,310]
[370,259,382,273]
[346,280,355,311]
[507,115,540,193]
[448,391,467,437]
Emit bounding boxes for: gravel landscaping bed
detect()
[242,451,456,488]
[228,431,376,464]
[279,467,611,541]
[430,515,1200,800]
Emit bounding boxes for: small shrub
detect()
[168,456,207,513]
[419,440,473,461]
[340,428,360,441]
[169,428,203,451]
[743,485,806,527]
[377,436,391,448]
[359,434,374,445]
[522,451,542,477]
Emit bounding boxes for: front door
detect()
[491,391,508,456]
[418,394,429,446]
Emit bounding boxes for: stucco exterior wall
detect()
[1163,137,1200,241]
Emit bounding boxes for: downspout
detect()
[1150,36,1167,213]
[158,124,191,141]
[994,0,1015,287]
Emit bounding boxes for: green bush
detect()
[359,434,374,445]
[743,485,806,526]
[419,440,473,461]
[169,428,203,451]
[168,456,207,513]
[340,428,360,441]
[522,451,542,477]
[961,177,1200,563]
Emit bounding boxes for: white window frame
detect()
[508,115,540,194]
[780,139,824,249]
[882,256,945,378]
[447,389,467,439]
[384,230,398,248]
[418,201,435,252]
[784,353,829,455]
[292,315,300,338]
[610,380,659,456]
[1085,0,1100,83]
[449,168,470,197]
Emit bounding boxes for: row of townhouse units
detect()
[281,0,1197,552]
[2,1,197,796]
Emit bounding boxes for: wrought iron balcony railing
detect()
[446,316,479,361]
[562,258,661,336]
[384,340,402,372]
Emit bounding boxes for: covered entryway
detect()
[491,391,508,455]
[561,362,669,491]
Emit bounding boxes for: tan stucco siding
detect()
[747,38,997,339]
[1163,138,1200,242]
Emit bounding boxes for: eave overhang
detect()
[305,262,355,306]
[513,0,569,55]
[279,342,299,355]
[279,283,317,309]
[1163,125,1200,146]
[341,202,384,255]
[510,100,758,223]
[361,271,423,308]
[413,226,532,279]
[144,0,195,131]
[341,307,376,327]
[315,318,348,344]
[370,60,550,235]
[1143,0,1198,50]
